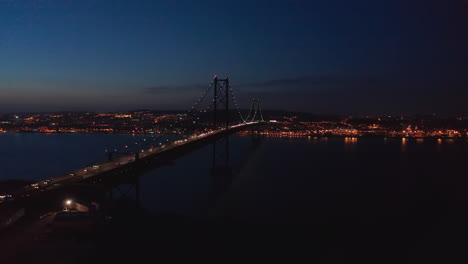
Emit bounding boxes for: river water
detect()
[2,133,468,261]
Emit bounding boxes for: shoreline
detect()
[0,131,467,139]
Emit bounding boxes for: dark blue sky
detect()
[1,0,467,115]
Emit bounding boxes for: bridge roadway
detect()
[16,122,260,197]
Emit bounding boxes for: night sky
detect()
[0,0,467,115]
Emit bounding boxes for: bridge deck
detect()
[17,122,260,196]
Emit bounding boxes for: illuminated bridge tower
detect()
[212,76,230,130]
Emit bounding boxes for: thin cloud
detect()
[238,75,387,92]
[143,84,208,94]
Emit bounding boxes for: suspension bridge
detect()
[14,76,267,198]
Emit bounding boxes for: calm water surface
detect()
[2,133,468,220]
[3,133,468,261]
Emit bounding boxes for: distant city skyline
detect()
[1,0,467,115]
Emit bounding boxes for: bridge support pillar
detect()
[106,176,142,210]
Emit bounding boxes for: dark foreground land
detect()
[2,199,468,264]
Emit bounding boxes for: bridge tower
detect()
[213,76,230,130]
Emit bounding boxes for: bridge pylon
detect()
[212,76,230,130]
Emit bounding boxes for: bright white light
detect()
[66,199,72,205]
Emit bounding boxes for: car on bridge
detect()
[114,162,120,166]
[39,180,51,187]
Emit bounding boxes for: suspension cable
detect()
[250,99,259,122]
[258,100,265,122]
[229,85,246,122]
[245,99,255,122]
